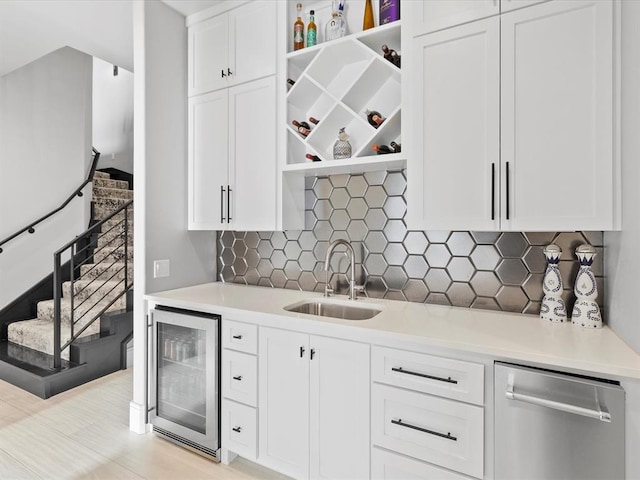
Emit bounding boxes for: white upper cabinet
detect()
[500,0,616,231]
[405,0,619,231]
[188,1,276,96]
[500,0,549,14]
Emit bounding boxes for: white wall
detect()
[130,0,216,433]
[605,0,640,355]
[0,46,92,310]
[93,57,134,174]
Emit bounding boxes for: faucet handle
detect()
[324,283,334,297]
[352,284,366,299]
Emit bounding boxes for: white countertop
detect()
[145,282,640,380]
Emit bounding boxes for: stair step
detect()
[62,279,127,304]
[96,228,133,247]
[93,171,110,180]
[93,177,128,189]
[94,245,133,264]
[94,204,133,222]
[80,262,133,282]
[37,296,125,325]
[93,186,133,201]
[7,318,101,361]
[101,215,134,231]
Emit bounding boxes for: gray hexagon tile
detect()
[217,170,604,317]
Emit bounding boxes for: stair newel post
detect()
[53,251,63,369]
[70,242,75,340]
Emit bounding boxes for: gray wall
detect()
[605,0,640,353]
[0,46,92,309]
[219,171,603,316]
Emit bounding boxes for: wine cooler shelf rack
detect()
[285,21,404,174]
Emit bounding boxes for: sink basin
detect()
[284,299,381,320]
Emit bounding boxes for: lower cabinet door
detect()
[372,383,484,479]
[310,335,370,480]
[221,399,257,459]
[372,447,470,480]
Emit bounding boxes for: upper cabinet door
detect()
[229,1,277,86]
[408,0,499,37]
[228,76,277,231]
[188,90,229,230]
[406,18,500,231]
[500,0,549,14]
[188,13,229,96]
[501,0,616,231]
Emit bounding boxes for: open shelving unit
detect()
[283,16,404,176]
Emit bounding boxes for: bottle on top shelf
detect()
[379,0,400,25]
[292,120,311,138]
[307,9,317,47]
[293,3,304,51]
[305,153,321,162]
[325,0,347,41]
[365,109,385,128]
[390,141,401,153]
[363,0,375,30]
[372,143,394,154]
[333,128,352,159]
[381,44,401,68]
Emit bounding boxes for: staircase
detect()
[0,170,133,398]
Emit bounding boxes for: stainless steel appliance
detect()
[495,362,625,479]
[149,307,221,460]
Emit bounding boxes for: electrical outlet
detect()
[154,259,170,278]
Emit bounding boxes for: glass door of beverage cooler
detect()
[150,308,220,459]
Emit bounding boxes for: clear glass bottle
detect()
[325,0,346,41]
[333,128,352,159]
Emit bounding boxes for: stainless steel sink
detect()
[284,299,381,320]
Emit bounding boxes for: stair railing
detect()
[0,148,101,254]
[53,199,133,369]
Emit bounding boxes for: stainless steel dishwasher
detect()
[494,362,625,479]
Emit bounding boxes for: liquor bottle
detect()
[293,3,304,51]
[390,141,401,153]
[325,0,346,41]
[365,109,385,128]
[287,78,296,90]
[381,44,401,68]
[308,116,319,125]
[333,128,352,159]
[372,144,393,154]
[571,244,602,328]
[292,120,310,137]
[379,0,400,25]
[363,0,375,30]
[540,244,568,323]
[307,10,317,47]
[305,153,321,162]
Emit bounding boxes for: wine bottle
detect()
[365,109,385,128]
[381,45,401,68]
[363,0,375,30]
[294,3,304,51]
[287,78,296,90]
[308,116,319,125]
[390,141,401,153]
[307,9,317,47]
[372,144,393,154]
[305,153,321,162]
[292,120,310,137]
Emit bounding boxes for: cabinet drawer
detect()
[372,383,484,479]
[222,319,258,354]
[222,349,258,407]
[372,346,484,405]
[372,447,469,480]
[222,399,257,459]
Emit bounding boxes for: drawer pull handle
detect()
[391,418,457,442]
[391,367,458,384]
[232,334,243,340]
[232,375,242,381]
[232,426,242,433]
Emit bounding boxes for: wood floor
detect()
[0,368,287,479]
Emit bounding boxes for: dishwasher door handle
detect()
[506,385,611,423]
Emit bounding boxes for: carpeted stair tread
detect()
[93,186,134,200]
[62,279,127,304]
[7,318,100,361]
[97,234,133,250]
[80,262,133,281]
[93,171,110,179]
[37,296,125,325]
[93,177,129,190]
[94,245,133,264]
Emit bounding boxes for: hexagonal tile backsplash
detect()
[217,171,604,316]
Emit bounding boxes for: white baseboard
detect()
[129,401,149,434]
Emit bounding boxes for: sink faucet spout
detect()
[324,239,364,300]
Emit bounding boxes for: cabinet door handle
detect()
[227,68,233,76]
[505,161,510,220]
[220,185,226,222]
[391,366,458,384]
[232,375,242,381]
[221,69,226,78]
[310,348,315,360]
[391,418,457,442]
[491,162,496,221]
[232,426,242,433]
[232,334,243,340]
[300,346,305,358]
[227,185,232,222]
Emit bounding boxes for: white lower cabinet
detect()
[222,398,257,459]
[258,326,370,480]
[372,383,484,479]
[372,447,469,480]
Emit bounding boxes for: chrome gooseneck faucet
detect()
[324,239,364,300]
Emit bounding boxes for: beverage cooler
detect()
[149,307,221,460]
